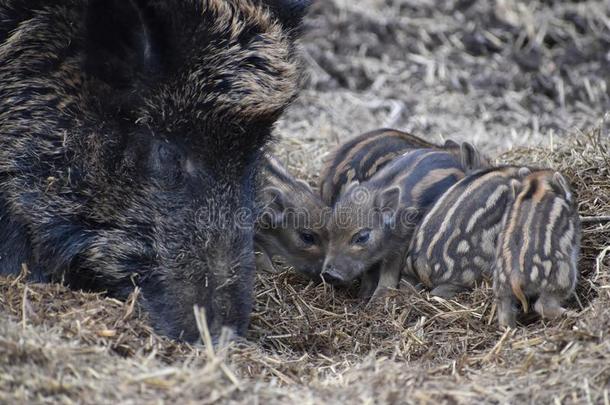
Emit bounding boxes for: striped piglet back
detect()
[319,129,437,206]
[367,148,469,212]
[405,166,531,292]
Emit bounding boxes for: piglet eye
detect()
[299,230,316,246]
[351,229,371,245]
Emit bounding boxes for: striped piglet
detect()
[404,166,532,297]
[322,144,484,299]
[494,170,580,327]
[255,154,329,279]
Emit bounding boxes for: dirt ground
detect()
[276,0,608,180]
[1,1,609,404]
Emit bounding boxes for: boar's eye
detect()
[149,142,183,185]
[298,230,316,246]
[351,229,371,245]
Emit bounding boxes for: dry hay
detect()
[1,127,609,404]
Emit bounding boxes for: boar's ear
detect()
[259,187,288,227]
[84,0,165,88]
[460,142,482,172]
[262,0,312,30]
[552,172,573,202]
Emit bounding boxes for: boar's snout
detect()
[138,214,257,344]
[142,259,255,343]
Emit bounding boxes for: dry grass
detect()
[1,128,609,404]
[1,0,609,403]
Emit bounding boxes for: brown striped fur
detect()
[255,154,328,279]
[318,129,490,207]
[321,145,484,300]
[493,170,580,328]
[404,166,533,298]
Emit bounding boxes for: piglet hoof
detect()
[496,310,517,330]
[533,297,567,320]
[365,287,398,309]
[563,309,579,319]
[496,297,518,329]
[255,253,279,274]
[497,319,516,331]
[399,279,424,294]
[429,284,467,299]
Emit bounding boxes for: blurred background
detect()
[275,0,609,176]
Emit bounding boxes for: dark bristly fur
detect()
[0,0,310,342]
[404,166,532,298]
[493,170,581,328]
[255,153,328,279]
[318,128,491,207]
[322,144,484,300]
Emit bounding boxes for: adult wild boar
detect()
[0,0,310,342]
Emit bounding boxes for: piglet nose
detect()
[321,265,346,285]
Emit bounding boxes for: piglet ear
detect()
[296,179,314,193]
[84,0,164,88]
[376,186,401,227]
[460,142,483,172]
[518,167,532,178]
[340,180,360,197]
[259,187,287,227]
[263,0,313,30]
[376,186,401,212]
[552,172,573,202]
[443,139,460,149]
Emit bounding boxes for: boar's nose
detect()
[321,265,346,285]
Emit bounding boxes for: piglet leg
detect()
[534,295,567,320]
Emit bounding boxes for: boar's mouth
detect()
[138,257,255,343]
